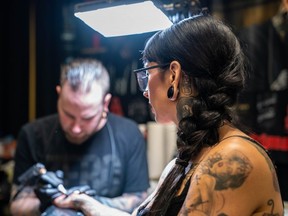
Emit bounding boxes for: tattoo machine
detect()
[12,163,67,200]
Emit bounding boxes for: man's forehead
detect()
[61,82,104,103]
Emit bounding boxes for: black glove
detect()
[39,170,64,187]
[34,170,65,212]
[67,185,96,197]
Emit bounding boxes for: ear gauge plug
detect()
[167,86,179,101]
[167,86,174,99]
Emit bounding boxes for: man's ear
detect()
[56,85,61,95]
[103,93,112,112]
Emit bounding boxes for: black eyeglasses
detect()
[133,63,170,92]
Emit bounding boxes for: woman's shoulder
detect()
[201,135,278,194]
[184,135,283,215]
[210,135,273,173]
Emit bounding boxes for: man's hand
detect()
[34,170,65,212]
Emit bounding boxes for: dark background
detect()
[0,0,280,137]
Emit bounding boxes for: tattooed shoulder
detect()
[197,150,253,191]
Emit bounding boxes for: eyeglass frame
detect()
[133,63,170,92]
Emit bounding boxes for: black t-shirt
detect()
[13,113,150,197]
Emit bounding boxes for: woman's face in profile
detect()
[144,63,176,124]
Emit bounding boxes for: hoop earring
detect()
[167,86,178,101]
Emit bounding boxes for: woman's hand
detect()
[53,192,91,210]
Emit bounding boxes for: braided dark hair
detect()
[140,14,247,215]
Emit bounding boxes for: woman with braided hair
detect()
[53,14,284,216]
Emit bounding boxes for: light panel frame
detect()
[74,0,173,37]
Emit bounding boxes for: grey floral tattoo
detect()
[177,97,194,120]
[181,74,194,96]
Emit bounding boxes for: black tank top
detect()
[136,135,270,216]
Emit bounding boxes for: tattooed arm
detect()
[94,192,148,213]
[178,136,284,216]
[53,189,144,216]
[55,193,131,216]
[54,159,177,216]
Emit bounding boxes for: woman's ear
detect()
[167,61,181,101]
[169,61,182,85]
